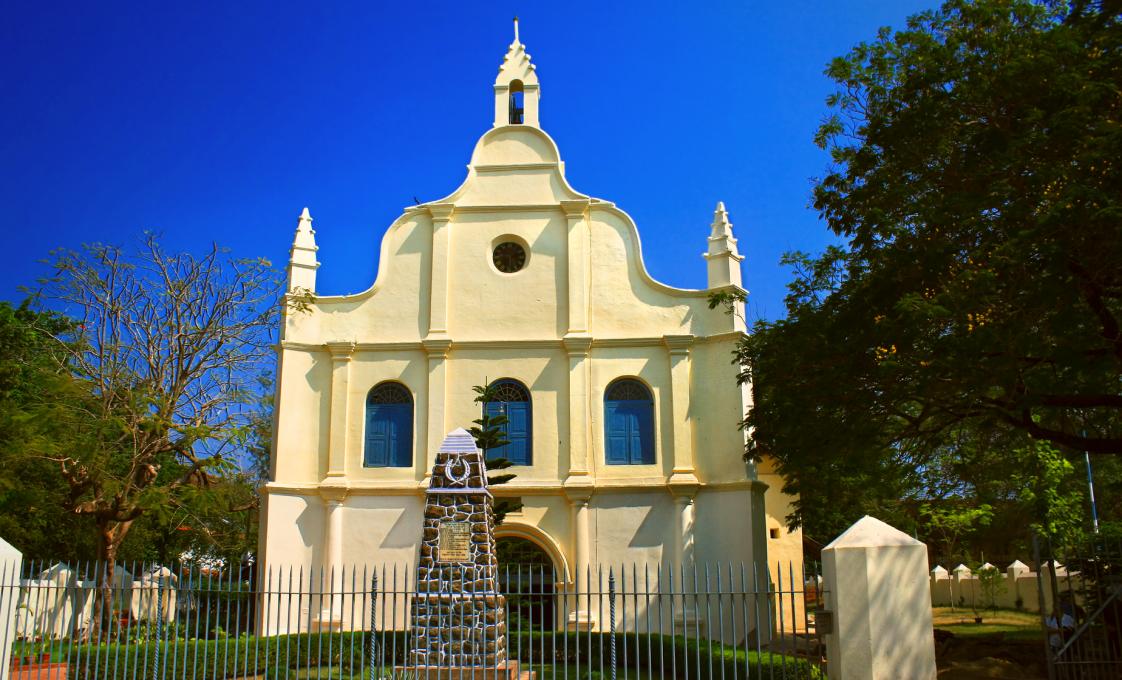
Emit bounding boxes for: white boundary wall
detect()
[930,560,1071,613]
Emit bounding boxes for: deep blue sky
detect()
[1,1,934,322]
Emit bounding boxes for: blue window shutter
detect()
[605,401,630,464]
[605,390,654,465]
[388,404,412,467]
[631,402,654,464]
[365,403,412,467]
[505,401,531,465]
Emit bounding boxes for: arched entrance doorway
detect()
[497,536,555,630]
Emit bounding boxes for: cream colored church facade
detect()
[259,29,801,596]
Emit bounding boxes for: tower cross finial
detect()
[513,16,520,43]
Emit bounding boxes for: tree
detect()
[26,234,278,618]
[0,302,98,558]
[719,0,1122,536]
[468,381,522,525]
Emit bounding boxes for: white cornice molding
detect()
[280,333,743,355]
[261,477,764,497]
[473,163,559,173]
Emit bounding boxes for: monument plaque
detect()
[397,428,527,679]
[437,521,471,562]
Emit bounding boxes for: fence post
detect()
[608,570,616,680]
[367,572,378,680]
[821,515,936,680]
[0,537,22,680]
[152,569,163,680]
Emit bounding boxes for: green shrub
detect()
[21,630,821,680]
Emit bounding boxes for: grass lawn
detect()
[932,606,1043,641]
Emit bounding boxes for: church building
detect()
[259,25,801,604]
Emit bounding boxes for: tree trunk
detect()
[93,518,134,640]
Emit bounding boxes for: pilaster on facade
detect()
[426,203,456,336]
[324,341,355,480]
[561,199,592,335]
[563,486,595,625]
[421,338,454,480]
[562,334,594,483]
[663,334,699,488]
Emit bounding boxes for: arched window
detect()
[364,382,412,467]
[604,379,655,465]
[508,80,525,124]
[484,379,532,465]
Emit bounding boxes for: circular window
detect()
[493,241,527,273]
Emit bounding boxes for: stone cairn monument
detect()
[398,428,523,678]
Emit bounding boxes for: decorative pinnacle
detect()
[513,16,520,43]
[711,201,733,239]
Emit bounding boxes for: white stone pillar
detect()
[422,338,452,479]
[670,493,695,568]
[822,516,936,680]
[0,536,23,680]
[663,335,698,487]
[426,204,455,336]
[560,200,591,335]
[317,487,346,628]
[562,335,593,483]
[566,491,595,630]
[324,341,355,479]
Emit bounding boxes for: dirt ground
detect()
[933,608,1048,679]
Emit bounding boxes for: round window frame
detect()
[490,235,530,275]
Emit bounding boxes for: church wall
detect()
[261,493,321,572]
[445,212,565,339]
[588,348,672,479]
[344,352,428,481]
[588,490,672,569]
[272,348,330,483]
[587,212,698,337]
[692,488,759,568]
[263,36,803,598]
[690,340,753,482]
[285,215,431,344]
[441,350,567,482]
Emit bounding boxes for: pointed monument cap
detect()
[1007,559,1030,573]
[931,565,948,574]
[438,428,480,453]
[0,534,20,561]
[823,515,923,550]
[953,563,971,574]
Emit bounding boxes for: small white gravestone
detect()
[0,536,24,680]
[822,516,937,680]
[131,565,178,622]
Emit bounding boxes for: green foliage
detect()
[469,380,522,525]
[15,632,822,680]
[919,503,994,564]
[723,0,1122,541]
[976,564,1007,612]
[7,234,278,573]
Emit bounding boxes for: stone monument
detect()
[398,429,524,679]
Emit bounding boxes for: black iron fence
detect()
[1035,535,1122,680]
[3,560,825,679]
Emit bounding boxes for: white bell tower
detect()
[494,18,540,128]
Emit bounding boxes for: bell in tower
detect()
[508,81,525,124]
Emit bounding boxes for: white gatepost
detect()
[821,516,936,680]
[0,536,23,680]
